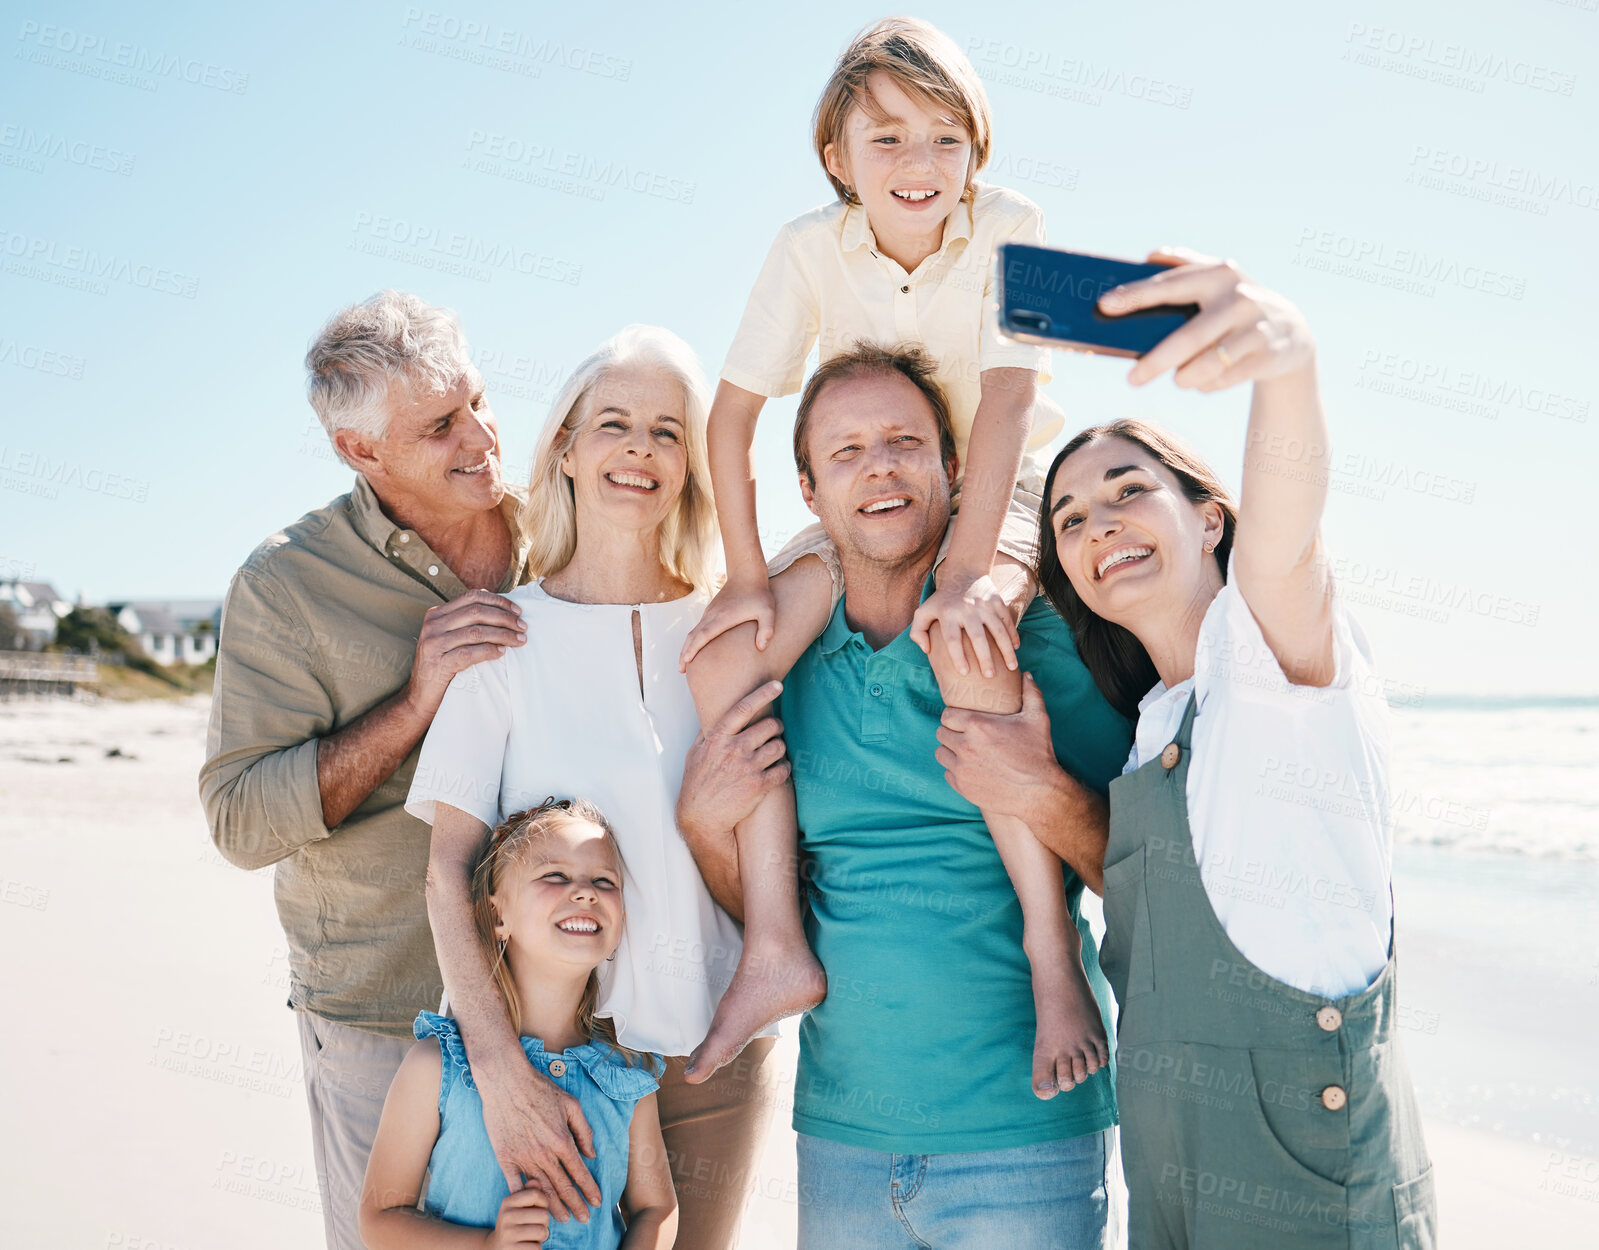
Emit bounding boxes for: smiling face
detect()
[560,362,688,538]
[824,70,972,246]
[799,368,957,571]
[342,369,505,522]
[1046,435,1226,633]
[491,815,625,974]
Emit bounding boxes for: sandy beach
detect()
[2,693,1594,1248]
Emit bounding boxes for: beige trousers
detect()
[657,1036,784,1250]
[296,1010,413,1250]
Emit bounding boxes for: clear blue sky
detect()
[2,0,1592,694]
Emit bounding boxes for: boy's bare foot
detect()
[684,940,826,1083]
[1029,952,1109,1100]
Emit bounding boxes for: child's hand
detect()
[911,571,1021,679]
[486,1180,552,1247]
[679,578,778,670]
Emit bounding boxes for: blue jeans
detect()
[797,1128,1120,1249]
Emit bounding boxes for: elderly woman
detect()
[405,325,779,1250]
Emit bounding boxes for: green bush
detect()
[52,607,171,681]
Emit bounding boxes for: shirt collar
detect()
[838,195,975,259]
[349,473,401,552]
[349,474,530,593]
[818,567,939,659]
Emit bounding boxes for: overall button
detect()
[427,565,439,576]
[548,1059,567,1078]
[1160,743,1181,770]
[399,533,411,543]
[869,683,884,697]
[1316,1006,1343,1032]
[1320,1085,1347,1111]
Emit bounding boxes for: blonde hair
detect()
[521,325,719,597]
[469,798,649,1068]
[813,17,993,206]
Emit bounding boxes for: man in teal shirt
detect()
[679,343,1131,1247]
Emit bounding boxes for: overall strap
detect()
[1173,688,1200,751]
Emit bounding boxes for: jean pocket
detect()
[1392,1164,1437,1249]
[1101,846,1155,1005]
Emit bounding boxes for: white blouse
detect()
[406,580,748,1057]
[1124,564,1394,999]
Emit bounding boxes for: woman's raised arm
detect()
[1100,247,1334,684]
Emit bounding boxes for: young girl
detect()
[360,799,678,1249]
[677,16,1108,1103]
[1036,248,1435,1246]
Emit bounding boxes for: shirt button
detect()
[869,683,884,697]
[427,565,439,576]
[1160,742,1181,770]
[1320,1085,1347,1111]
[900,284,910,293]
[1316,1006,1343,1032]
[548,1059,566,1078]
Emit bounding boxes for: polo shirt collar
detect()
[839,196,975,259]
[818,568,939,660]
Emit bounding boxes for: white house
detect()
[111,600,223,666]
[0,580,72,649]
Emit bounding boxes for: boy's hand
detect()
[911,571,1021,679]
[486,1180,553,1247]
[679,578,778,669]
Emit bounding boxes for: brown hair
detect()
[1035,420,1239,719]
[813,17,992,206]
[792,341,957,485]
[469,797,649,1068]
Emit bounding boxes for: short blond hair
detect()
[521,325,719,598]
[813,17,993,206]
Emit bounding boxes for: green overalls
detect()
[1100,693,1438,1248]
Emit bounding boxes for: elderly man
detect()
[679,342,1133,1248]
[199,290,532,1249]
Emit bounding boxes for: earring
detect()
[605,951,616,962]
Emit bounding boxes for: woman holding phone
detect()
[1030,247,1436,1248]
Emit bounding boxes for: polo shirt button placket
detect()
[862,663,893,739]
[895,279,917,338]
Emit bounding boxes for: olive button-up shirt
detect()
[199,474,530,1038]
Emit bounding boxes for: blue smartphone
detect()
[997,243,1199,358]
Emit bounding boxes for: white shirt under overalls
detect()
[1123,570,1394,999]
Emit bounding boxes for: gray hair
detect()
[305,290,474,468]
[523,325,720,598]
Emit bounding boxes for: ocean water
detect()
[1387,697,1599,861]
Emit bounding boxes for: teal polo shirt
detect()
[781,576,1133,1154]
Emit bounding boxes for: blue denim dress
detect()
[413,1011,663,1248]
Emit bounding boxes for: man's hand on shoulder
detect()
[404,590,527,722]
